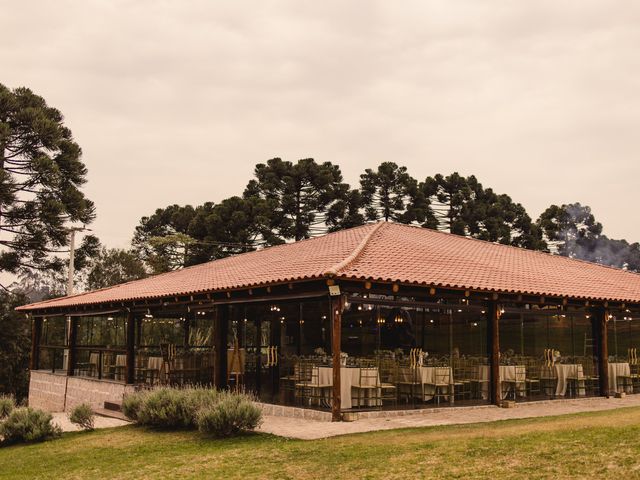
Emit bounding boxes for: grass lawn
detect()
[2,407,640,479]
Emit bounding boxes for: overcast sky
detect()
[1,1,639,249]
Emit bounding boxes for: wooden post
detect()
[30,317,42,371]
[125,313,136,384]
[214,306,229,390]
[331,295,343,422]
[66,317,78,376]
[592,307,609,397]
[486,301,500,406]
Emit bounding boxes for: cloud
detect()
[1,0,639,248]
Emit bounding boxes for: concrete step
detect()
[94,408,129,422]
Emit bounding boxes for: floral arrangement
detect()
[340,352,348,366]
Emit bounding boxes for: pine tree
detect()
[244,158,345,241]
[0,84,95,286]
[421,173,545,249]
[360,162,430,224]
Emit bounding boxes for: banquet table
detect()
[88,352,100,376]
[316,366,381,409]
[147,356,165,383]
[478,365,526,400]
[396,366,453,402]
[554,364,584,397]
[608,362,632,394]
[114,354,127,381]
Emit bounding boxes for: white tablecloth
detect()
[419,366,452,401]
[478,365,526,399]
[316,367,380,409]
[395,366,453,401]
[554,364,584,397]
[114,354,127,381]
[148,356,165,382]
[609,362,632,393]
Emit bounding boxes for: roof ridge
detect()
[387,222,640,278]
[324,221,385,277]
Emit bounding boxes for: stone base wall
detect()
[65,377,135,412]
[28,371,68,412]
[28,371,135,412]
[256,402,332,421]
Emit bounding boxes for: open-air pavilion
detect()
[17,222,640,421]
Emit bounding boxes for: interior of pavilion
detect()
[34,296,640,412]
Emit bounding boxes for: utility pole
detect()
[67,229,76,296]
[67,226,91,296]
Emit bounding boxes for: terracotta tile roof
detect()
[17,222,640,311]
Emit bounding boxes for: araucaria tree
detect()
[421,172,545,249]
[0,84,94,287]
[244,158,346,241]
[360,162,432,224]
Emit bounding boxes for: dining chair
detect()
[524,362,542,397]
[395,363,420,405]
[452,359,472,402]
[353,367,381,409]
[581,359,600,396]
[378,358,398,407]
[566,364,584,397]
[429,366,451,406]
[539,362,557,398]
[502,365,526,400]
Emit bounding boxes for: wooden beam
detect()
[592,306,609,397]
[214,306,229,389]
[66,317,78,376]
[331,295,344,422]
[125,312,136,384]
[30,317,42,371]
[486,301,500,406]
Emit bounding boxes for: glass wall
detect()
[38,316,68,373]
[500,306,599,401]
[40,296,636,408]
[227,300,331,405]
[339,297,489,409]
[75,314,127,381]
[607,308,640,394]
[136,311,214,386]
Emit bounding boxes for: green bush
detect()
[0,395,16,419]
[0,407,62,446]
[196,392,262,437]
[68,403,95,431]
[122,390,149,422]
[136,387,219,429]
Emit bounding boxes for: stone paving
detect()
[52,412,130,432]
[49,395,640,438]
[257,395,640,440]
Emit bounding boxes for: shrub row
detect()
[123,387,262,437]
